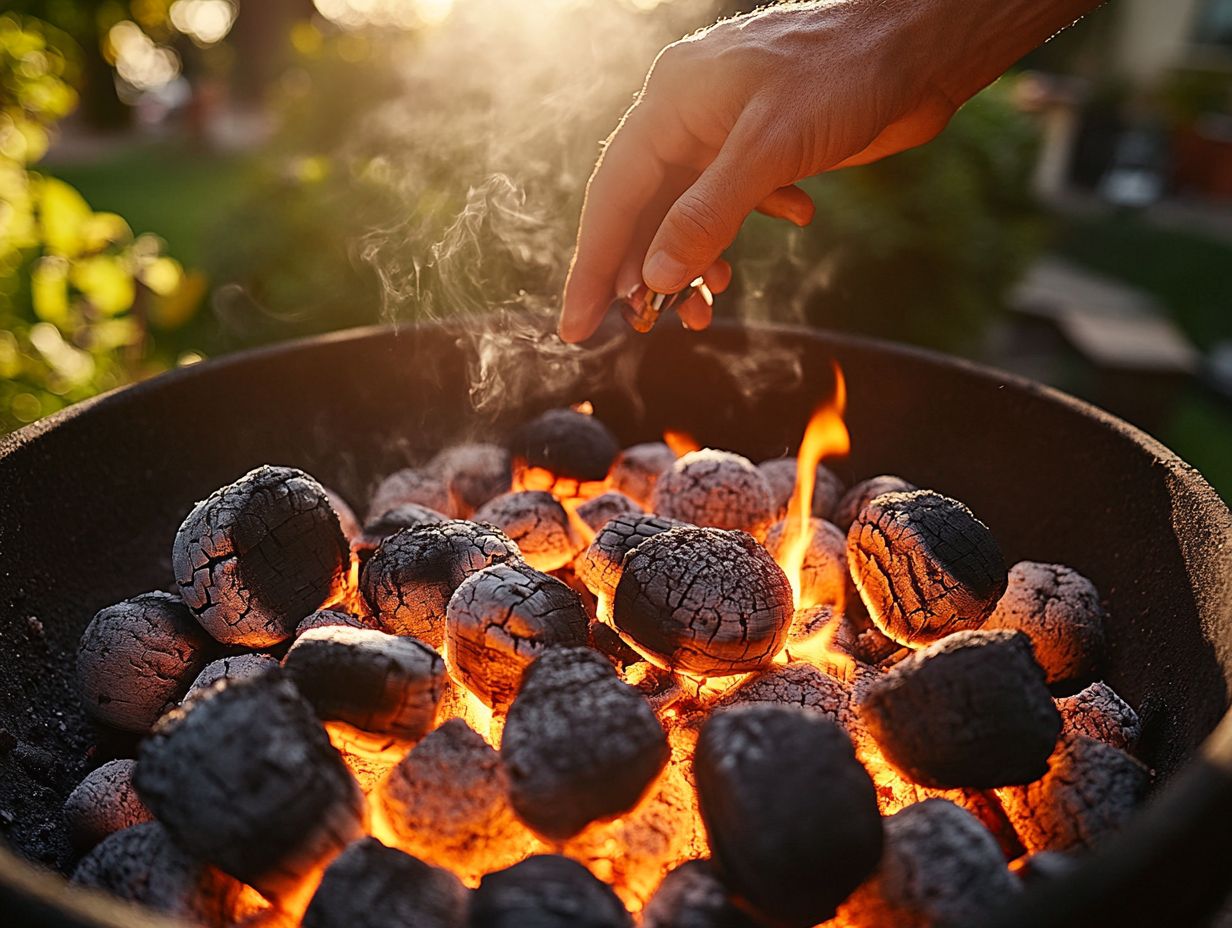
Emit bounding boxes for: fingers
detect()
[703,257,732,294]
[754,184,815,227]
[677,290,714,331]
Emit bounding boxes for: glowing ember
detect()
[662,429,700,458]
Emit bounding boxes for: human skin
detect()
[558,0,1105,343]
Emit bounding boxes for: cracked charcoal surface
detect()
[360,520,521,648]
[429,442,513,517]
[651,451,774,538]
[184,652,279,701]
[695,704,882,928]
[612,527,792,676]
[172,466,350,648]
[832,476,917,529]
[134,671,366,899]
[608,442,677,508]
[510,409,621,484]
[283,626,446,745]
[62,759,153,852]
[641,860,760,928]
[985,561,1106,684]
[501,648,669,841]
[996,734,1150,853]
[296,608,372,638]
[323,486,362,543]
[577,491,642,535]
[473,491,582,572]
[857,630,1061,789]
[377,718,533,882]
[847,490,1007,646]
[71,822,242,927]
[834,799,1020,928]
[1056,681,1142,751]
[302,837,468,928]
[758,458,845,522]
[590,619,645,669]
[356,502,448,561]
[367,467,454,521]
[764,516,849,610]
[470,854,632,928]
[577,512,683,601]
[711,662,857,735]
[77,591,212,733]
[446,562,589,711]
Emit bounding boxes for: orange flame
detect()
[561,496,597,550]
[662,430,700,458]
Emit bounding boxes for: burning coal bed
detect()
[68,394,1148,928]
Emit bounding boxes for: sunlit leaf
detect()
[140,254,183,295]
[80,211,133,252]
[38,176,92,256]
[148,267,205,329]
[70,254,136,315]
[30,254,69,324]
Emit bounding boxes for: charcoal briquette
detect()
[62,759,153,852]
[355,503,448,561]
[576,512,683,602]
[429,442,513,517]
[832,475,917,529]
[469,854,631,928]
[473,491,582,572]
[184,652,279,702]
[641,860,760,928]
[510,409,621,495]
[763,516,849,609]
[368,467,454,521]
[608,442,676,508]
[1056,681,1142,751]
[576,491,642,535]
[651,451,773,538]
[757,457,845,522]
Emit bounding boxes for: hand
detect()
[559,0,1100,343]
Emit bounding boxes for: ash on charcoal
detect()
[501,648,668,841]
[302,838,467,928]
[360,520,520,648]
[62,759,152,852]
[763,516,848,609]
[72,822,242,927]
[446,563,589,711]
[135,672,366,901]
[429,442,512,517]
[77,591,211,732]
[184,653,279,701]
[996,734,1150,853]
[834,799,1020,928]
[376,719,532,881]
[985,561,1106,684]
[576,491,642,535]
[608,442,676,508]
[470,854,632,928]
[368,467,454,521]
[612,527,792,676]
[695,704,882,928]
[576,512,682,602]
[832,476,917,529]
[711,662,856,735]
[857,630,1060,789]
[283,627,446,751]
[641,860,760,928]
[323,487,362,543]
[1056,681,1142,751]
[173,466,350,647]
[651,451,774,538]
[355,503,448,561]
[509,409,621,494]
[1011,850,1080,885]
[847,490,1007,646]
[296,608,371,638]
[757,458,845,521]
[473,491,582,572]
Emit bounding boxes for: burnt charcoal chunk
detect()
[376,719,532,880]
[296,608,372,638]
[1056,681,1142,751]
[135,672,366,901]
[996,734,1150,853]
[764,516,848,610]
[184,652,279,701]
[473,491,582,572]
[651,450,773,538]
[470,854,632,928]
[608,442,676,508]
[758,458,845,521]
[612,527,792,676]
[835,799,1020,928]
[446,563,589,710]
[283,627,446,747]
[576,491,642,535]
[360,520,521,648]
[62,759,153,852]
[641,860,760,928]
[303,838,468,928]
[711,662,856,735]
[72,822,242,927]
[576,512,683,601]
[77,591,212,732]
[985,561,1106,684]
[173,465,350,647]
[356,503,448,561]
[501,648,668,840]
[857,630,1061,789]
[429,442,513,517]
[368,467,454,521]
[510,408,621,486]
[695,704,882,928]
[323,486,362,543]
[847,490,1007,646]
[832,475,917,529]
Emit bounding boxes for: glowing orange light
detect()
[561,496,597,550]
[662,430,700,458]
[572,399,594,415]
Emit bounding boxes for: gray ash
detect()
[576,512,683,602]
[576,491,642,535]
[612,527,792,676]
[757,458,845,522]
[172,465,350,647]
[367,467,454,521]
[355,503,448,561]
[472,490,582,572]
[470,854,631,928]
[1056,681,1142,752]
[641,860,761,928]
[445,562,589,711]
[295,608,372,638]
[832,475,917,529]
[847,490,1006,646]
[763,516,849,610]
[62,759,153,853]
[77,591,211,733]
[428,442,512,517]
[608,442,676,508]
[651,451,773,539]
[184,652,279,702]
[711,662,857,736]
[509,408,620,494]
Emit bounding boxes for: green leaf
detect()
[69,254,135,315]
[38,176,92,256]
[30,254,69,324]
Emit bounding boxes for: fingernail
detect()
[643,251,689,293]
[615,267,642,302]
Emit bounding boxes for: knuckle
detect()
[667,195,728,253]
